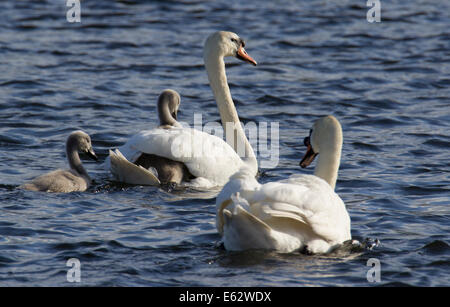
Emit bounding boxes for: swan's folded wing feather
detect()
[254,176,336,217]
[109,149,160,185]
[246,176,350,242]
[215,168,261,233]
[125,127,246,186]
[215,167,260,213]
[254,202,311,225]
[219,195,280,251]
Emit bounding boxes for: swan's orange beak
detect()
[299,137,317,168]
[236,46,257,66]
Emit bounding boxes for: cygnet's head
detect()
[67,130,98,161]
[157,89,181,126]
[299,115,342,168]
[204,31,257,66]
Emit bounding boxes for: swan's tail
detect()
[217,193,278,251]
[109,149,160,186]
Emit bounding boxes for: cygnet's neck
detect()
[158,102,177,127]
[66,138,90,180]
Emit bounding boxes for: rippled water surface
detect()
[0,1,449,286]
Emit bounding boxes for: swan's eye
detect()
[231,37,245,47]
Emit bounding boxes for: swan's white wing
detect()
[253,175,350,243]
[114,127,248,186]
[217,190,303,253]
[220,199,289,252]
[216,171,315,232]
[216,166,261,232]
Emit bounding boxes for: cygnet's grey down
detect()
[134,89,193,186]
[20,130,98,193]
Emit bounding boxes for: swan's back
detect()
[20,169,90,193]
[117,126,247,187]
[257,174,351,246]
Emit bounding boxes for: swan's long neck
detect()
[314,146,341,190]
[158,103,177,127]
[66,139,90,180]
[204,53,257,172]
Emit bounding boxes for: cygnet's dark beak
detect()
[86,148,98,161]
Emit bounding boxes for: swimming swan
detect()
[20,130,98,193]
[216,116,351,254]
[109,89,192,186]
[107,31,258,188]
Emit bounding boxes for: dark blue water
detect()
[0,0,449,286]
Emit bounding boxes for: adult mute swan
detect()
[19,130,98,193]
[107,31,258,188]
[216,116,351,254]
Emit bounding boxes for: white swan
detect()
[107,31,258,188]
[19,130,98,193]
[216,116,351,254]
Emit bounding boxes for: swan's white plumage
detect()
[108,126,247,187]
[109,149,160,185]
[216,115,351,254]
[216,168,351,254]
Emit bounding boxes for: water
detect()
[0,0,449,287]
